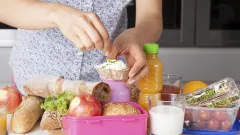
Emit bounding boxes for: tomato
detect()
[213,110,227,121]
[221,119,232,130]
[193,119,206,129]
[199,110,211,121]
[208,119,220,130]
[184,109,193,121]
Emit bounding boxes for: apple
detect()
[68,94,101,117]
[0,86,22,113]
[0,90,8,107]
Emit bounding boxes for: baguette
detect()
[10,96,44,134]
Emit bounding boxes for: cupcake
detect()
[95,59,130,81]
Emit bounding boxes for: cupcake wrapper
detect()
[96,68,129,81]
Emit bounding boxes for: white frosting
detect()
[95,60,127,70]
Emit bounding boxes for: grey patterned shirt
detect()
[9,0,132,95]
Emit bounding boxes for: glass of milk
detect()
[149,101,185,135]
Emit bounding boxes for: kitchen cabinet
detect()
[127,0,196,47]
[158,0,195,47]
[196,0,240,47]
[127,0,240,47]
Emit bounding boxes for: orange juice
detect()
[138,43,163,110]
[138,93,155,111]
[0,113,6,135]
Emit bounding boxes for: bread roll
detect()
[40,110,62,130]
[10,96,44,134]
[102,102,141,116]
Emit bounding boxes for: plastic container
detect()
[138,43,163,110]
[62,102,148,135]
[183,119,240,135]
[176,78,240,107]
[101,78,130,102]
[184,105,239,132]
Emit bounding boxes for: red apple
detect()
[0,86,22,113]
[68,94,101,117]
[0,90,8,107]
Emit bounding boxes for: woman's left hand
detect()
[108,28,149,84]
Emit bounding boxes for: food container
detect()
[176,78,240,107]
[62,102,148,135]
[184,105,239,132]
[183,119,240,135]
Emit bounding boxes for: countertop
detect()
[7,115,49,135]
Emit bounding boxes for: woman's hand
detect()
[51,5,110,55]
[108,29,148,84]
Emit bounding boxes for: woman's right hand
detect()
[51,4,110,55]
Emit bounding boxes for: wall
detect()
[0,47,12,87]
[159,48,240,84]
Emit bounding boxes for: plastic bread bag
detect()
[58,79,111,102]
[24,75,112,102]
[24,75,63,97]
[175,78,240,106]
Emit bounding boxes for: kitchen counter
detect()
[7,115,49,135]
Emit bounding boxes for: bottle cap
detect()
[143,43,159,54]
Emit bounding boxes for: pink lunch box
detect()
[62,102,148,135]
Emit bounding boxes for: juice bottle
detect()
[0,113,7,135]
[138,43,163,110]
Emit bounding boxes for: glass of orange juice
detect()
[0,101,7,135]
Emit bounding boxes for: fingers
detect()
[70,34,85,50]
[107,45,119,60]
[88,13,111,55]
[129,53,146,78]
[80,19,104,50]
[75,29,94,51]
[63,12,110,54]
[128,65,149,84]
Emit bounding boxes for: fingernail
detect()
[128,79,136,84]
[104,51,109,56]
[130,72,136,78]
